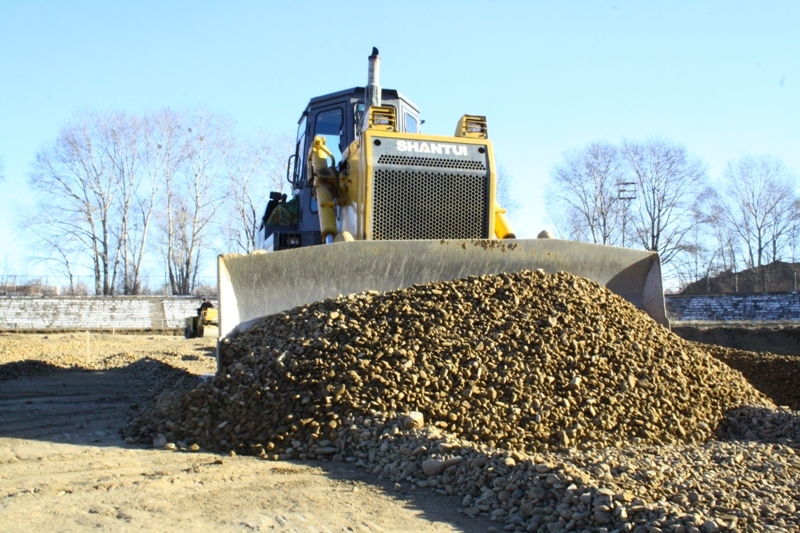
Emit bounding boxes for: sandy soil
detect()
[0,333,493,532]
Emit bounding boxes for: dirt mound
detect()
[681,260,800,294]
[703,343,800,411]
[134,270,770,455]
[674,323,800,357]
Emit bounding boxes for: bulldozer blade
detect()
[218,239,668,341]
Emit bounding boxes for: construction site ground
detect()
[671,321,800,357]
[0,327,797,532]
[0,333,493,533]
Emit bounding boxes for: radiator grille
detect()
[371,168,489,240]
[377,154,485,171]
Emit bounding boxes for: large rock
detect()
[421,459,446,476]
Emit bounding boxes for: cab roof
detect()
[302,87,420,120]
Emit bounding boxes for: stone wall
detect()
[665,292,800,322]
[0,297,217,331]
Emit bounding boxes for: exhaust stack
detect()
[366,47,381,107]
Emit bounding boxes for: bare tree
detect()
[0,252,14,289]
[147,109,188,295]
[788,216,800,263]
[24,107,286,295]
[101,111,146,294]
[621,138,709,266]
[28,110,127,295]
[672,202,724,292]
[40,232,83,294]
[495,162,521,216]
[221,133,292,253]
[0,158,7,286]
[161,110,231,295]
[546,142,625,245]
[140,109,186,294]
[718,155,800,270]
[705,196,741,274]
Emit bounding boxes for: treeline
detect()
[546,138,800,290]
[22,108,291,295]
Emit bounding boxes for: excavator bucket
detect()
[217,238,668,342]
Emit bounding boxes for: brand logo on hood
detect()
[396,140,469,156]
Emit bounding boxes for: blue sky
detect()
[1,1,798,278]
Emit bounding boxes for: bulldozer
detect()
[217,48,667,347]
[184,305,219,339]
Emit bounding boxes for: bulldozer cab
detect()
[257,87,421,253]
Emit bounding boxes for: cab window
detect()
[404,113,419,134]
[315,108,344,161]
[292,115,307,188]
[354,102,366,137]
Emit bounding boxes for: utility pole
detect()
[618,182,637,248]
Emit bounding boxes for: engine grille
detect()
[371,168,489,240]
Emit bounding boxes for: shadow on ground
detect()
[711,350,800,411]
[0,358,496,532]
[0,358,201,448]
[308,458,496,532]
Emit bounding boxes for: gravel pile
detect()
[140,270,770,451]
[341,420,800,533]
[131,270,800,532]
[704,344,800,411]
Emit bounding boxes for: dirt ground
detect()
[672,322,800,357]
[0,333,493,533]
[2,330,799,532]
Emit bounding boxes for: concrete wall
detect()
[0,297,217,331]
[665,292,800,322]
[3,293,799,331]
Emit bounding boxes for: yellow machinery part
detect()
[365,106,397,131]
[454,114,489,139]
[308,136,338,241]
[494,202,515,239]
[203,308,219,323]
[340,112,515,242]
[184,308,219,339]
[356,128,504,240]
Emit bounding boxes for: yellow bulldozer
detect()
[184,302,219,339]
[217,49,667,349]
